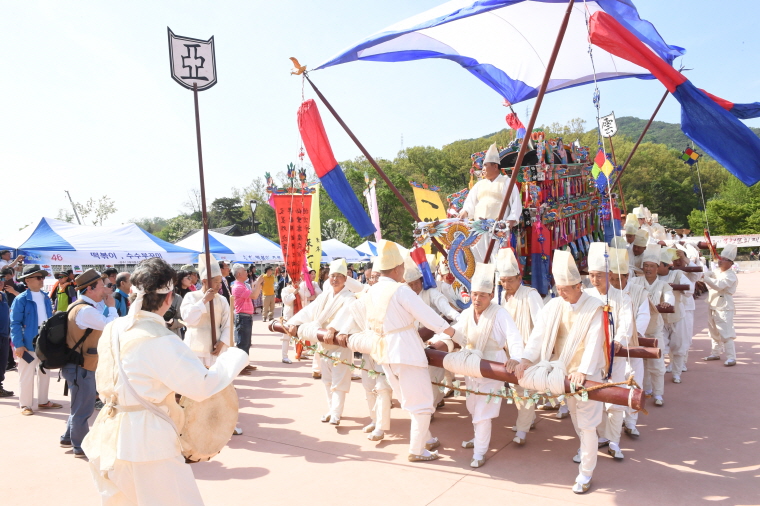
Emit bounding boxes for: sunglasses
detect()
[27,276,45,281]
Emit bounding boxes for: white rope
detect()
[347,331,376,355]
[518,360,568,396]
[442,349,484,379]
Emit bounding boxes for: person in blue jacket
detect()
[10,265,61,415]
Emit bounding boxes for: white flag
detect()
[598,112,617,138]
[167,28,217,91]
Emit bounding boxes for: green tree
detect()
[156,215,201,242]
[209,197,245,229]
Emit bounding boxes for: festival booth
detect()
[355,240,377,257]
[0,217,198,267]
[176,230,284,263]
[320,239,370,263]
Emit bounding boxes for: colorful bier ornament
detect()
[375,240,404,270]
[552,250,581,286]
[633,229,649,247]
[587,242,609,273]
[470,262,496,293]
[680,147,700,165]
[496,247,520,277]
[721,244,738,262]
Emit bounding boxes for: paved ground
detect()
[2,273,759,505]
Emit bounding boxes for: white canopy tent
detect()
[176,230,284,263]
[321,239,371,263]
[0,217,198,266]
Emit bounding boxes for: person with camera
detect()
[0,250,24,274]
[10,265,59,415]
[60,269,118,457]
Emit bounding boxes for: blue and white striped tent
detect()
[0,217,198,265]
[315,0,683,104]
[176,230,285,263]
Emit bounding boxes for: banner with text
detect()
[411,182,447,253]
[273,194,312,285]
[307,185,322,278]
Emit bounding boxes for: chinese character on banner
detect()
[598,112,617,138]
[167,28,217,91]
[273,194,312,286]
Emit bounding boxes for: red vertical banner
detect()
[273,194,312,289]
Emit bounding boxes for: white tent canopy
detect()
[355,240,410,259]
[175,230,284,263]
[0,217,198,266]
[321,239,371,263]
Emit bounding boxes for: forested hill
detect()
[615,116,760,150]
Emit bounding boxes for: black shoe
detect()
[60,439,72,448]
[73,448,87,459]
[0,387,13,397]
[94,399,104,410]
[6,365,17,372]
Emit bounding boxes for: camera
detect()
[163,306,176,322]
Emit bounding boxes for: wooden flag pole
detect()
[484,0,576,263]
[303,72,448,259]
[192,82,217,348]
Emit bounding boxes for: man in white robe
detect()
[675,244,701,367]
[286,259,356,425]
[630,229,649,275]
[459,143,522,263]
[443,262,522,467]
[335,240,456,462]
[403,257,460,409]
[607,244,651,437]
[299,269,323,377]
[82,258,248,505]
[630,245,674,407]
[496,247,546,438]
[515,250,606,495]
[657,247,693,383]
[703,244,739,366]
[584,243,633,460]
[280,281,297,364]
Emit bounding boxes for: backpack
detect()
[35,301,94,371]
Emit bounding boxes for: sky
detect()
[1,0,758,240]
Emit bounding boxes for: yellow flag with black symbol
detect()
[307,185,322,278]
[410,183,447,253]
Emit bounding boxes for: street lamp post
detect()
[249,200,259,234]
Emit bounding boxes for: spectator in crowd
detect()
[165,289,185,339]
[219,261,232,304]
[61,269,117,458]
[261,266,276,322]
[347,265,355,280]
[176,270,194,298]
[113,272,131,317]
[318,267,330,289]
[362,262,374,284]
[231,264,263,372]
[2,267,24,306]
[103,268,118,286]
[50,272,75,311]
[0,250,24,274]
[248,266,263,315]
[181,264,201,290]
[10,265,60,416]
[0,277,12,397]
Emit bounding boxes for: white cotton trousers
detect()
[684,309,695,363]
[280,333,290,359]
[512,385,537,432]
[624,357,644,429]
[361,354,392,430]
[472,419,492,460]
[567,373,604,479]
[708,309,736,360]
[383,363,435,456]
[320,347,353,418]
[429,366,448,406]
[17,350,50,409]
[89,456,203,505]
[599,357,627,444]
[663,319,688,376]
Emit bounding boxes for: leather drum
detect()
[178,384,239,462]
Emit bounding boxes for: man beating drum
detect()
[82,258,248,505]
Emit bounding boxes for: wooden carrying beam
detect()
[269,321,647,411]
[638,337,658,348]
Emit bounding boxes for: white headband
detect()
[124,280,174,330]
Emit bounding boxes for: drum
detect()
[178,384,239,462]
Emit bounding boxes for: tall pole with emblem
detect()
[168,28,219,349]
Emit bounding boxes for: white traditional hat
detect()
[633,205,647,219]
[496,247,520,277]
[660,247,676,266]
[650,223,667,242]
[198,254,222,279]
[609,248,629,275]
[633,229,649,247]
[587,242,609,273]
[643,207,652,221]
[721,243,738,261]
[642,245,661,265]
[483,142,500,164]
[403,256,422,283]
[375,240,404,270]
[624,219,639,235]
[329,258,348,276]
[552,249,581,285]
[651,213,659,223]
[610,237,628,249]
[471,262,496,293]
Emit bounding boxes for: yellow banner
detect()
[307,185,322,277]
[411,186,447,253]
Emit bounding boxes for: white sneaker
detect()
[607,443,624,459]
[282,357,292,364]
[681,366,688,372]
[673,375,681,383]
[725,359,737,367]
[462,439,475,449]
[368,429,384,441]
[233,427,243,436]
[572,449,581,464]
[665,365,672,373]
[624,426,640,437]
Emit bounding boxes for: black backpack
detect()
[35,301,94,371]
